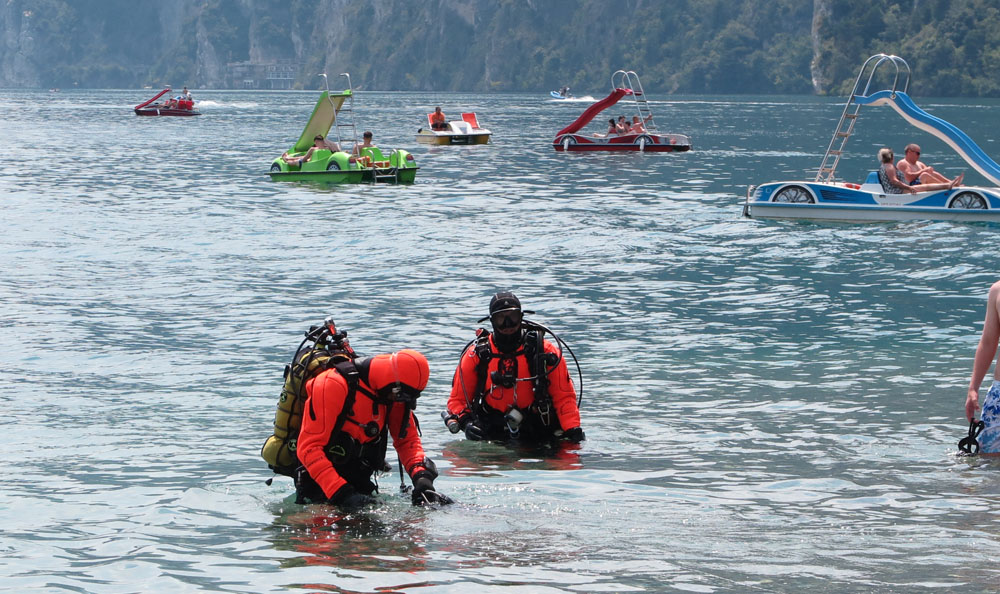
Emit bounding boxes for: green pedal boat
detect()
[269,74,418,184]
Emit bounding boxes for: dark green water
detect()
[1,88,999,592]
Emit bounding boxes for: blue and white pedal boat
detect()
[745,54,1000,223]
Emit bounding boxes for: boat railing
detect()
[612,70,657,132]
[815,54,911,182]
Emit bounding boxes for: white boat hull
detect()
[744,181,1000,223]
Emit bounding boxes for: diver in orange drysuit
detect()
[296,349,451,508]
[444,292,584,444]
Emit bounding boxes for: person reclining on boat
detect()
[603,118,617,137]
[630,114,653,134]
[431,107,448,131]
[352,131,375,155]
[876,148,962,194]
[897,143,961,186]
[319,136,342,152]
[282,135,335,167]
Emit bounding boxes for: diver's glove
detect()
[464,421,486,441]
[328,484,377,509]
[563,427,586,443]
[410,473,454,506]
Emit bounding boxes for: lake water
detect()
[2,88,1000,593]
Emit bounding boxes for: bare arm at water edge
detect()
[966,280,1000,420]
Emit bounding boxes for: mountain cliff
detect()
[2,0,999,96]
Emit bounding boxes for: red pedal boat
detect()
[553,70,690,152]
[134,88,200,117]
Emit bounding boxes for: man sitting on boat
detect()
[897,143,961,186]
[352,131,375,155]
[630,114,653,133]
[430,107,448,130]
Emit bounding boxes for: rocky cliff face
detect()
[0,0,831,93]
[810,0,832,94]
[0,0,531,90]
[1,4,40,87]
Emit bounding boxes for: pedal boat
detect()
[269,90,364,183]
[134,88,200,116]
[416,112,491,145]
[553,70,691,153]
[745,54,1000,223]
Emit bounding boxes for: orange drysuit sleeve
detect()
[544,339,581,430]
[447,343,479,419]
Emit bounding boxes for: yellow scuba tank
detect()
[261,319,356,476]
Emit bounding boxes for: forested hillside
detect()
[2,0,1000,96]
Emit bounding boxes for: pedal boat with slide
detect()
[416,112,491,145]
[269,74,417,184]
[134,88,200,116]
[553,70,691,152]
[744,54,1000,223]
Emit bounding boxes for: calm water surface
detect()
[2,88,1000,592]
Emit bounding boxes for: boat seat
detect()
[291,149,331,171]
[361,146,387,162]
[860,170,886,193]
[461,112,480,129]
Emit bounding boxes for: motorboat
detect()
[551,90,570,99]
[416,112,491,145]
[744,54,1000,223]
[269,74,417,184]
[552,70,691,152]
[134,88,200,116]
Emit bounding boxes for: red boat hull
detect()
[552,133,691,152]
[134,107,201,117]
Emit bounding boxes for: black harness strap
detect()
[331,359,379,437]
[472,331,492,412]
[524,329,554,427]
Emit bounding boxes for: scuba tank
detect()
[261,317,357,477]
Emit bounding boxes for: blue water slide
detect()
[854,90,1000,185]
